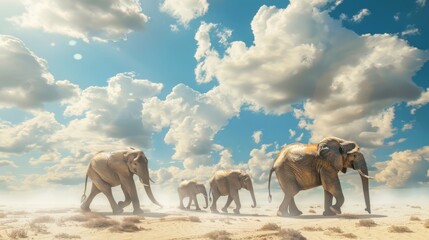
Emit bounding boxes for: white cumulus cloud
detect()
[252,130,263,144]
[352,9,371,22]
[160,0,209,27]
[9,0,148,42]
[0,35,79,109]
[375,146,429,187]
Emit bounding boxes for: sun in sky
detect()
[0,0,428,204]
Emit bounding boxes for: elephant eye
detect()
[353,154,357,158]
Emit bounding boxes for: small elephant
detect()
[209,170,257,214]
[268,137,372,217]
[177,180,208,211]
[80,148,162,214]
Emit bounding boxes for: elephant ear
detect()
[238,173,249,189]
[124,150,142,164]
[317,137,345,171]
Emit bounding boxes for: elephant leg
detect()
[210,188,220,213]
[321,169,344,215]
[186,196,193,209]
[231,190,241,214]
[323,190,335,216]
[276,169,299,216]
[80,183,101,212]
[221,195,233,213]
[178,190,185,209]
[119,175,143,215]
[193,194,201,211]
[118,184,132,210]
[288,198,302,216]
[91,172,122,214]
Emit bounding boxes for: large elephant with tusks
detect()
[80,148,162,214]
[268,137,372,216]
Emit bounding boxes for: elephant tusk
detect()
[139,178,150,187]
[358,170,374,179]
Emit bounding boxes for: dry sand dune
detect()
[0,203,428,239]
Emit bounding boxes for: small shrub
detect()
[342,233,357,239]
[388,225,412,233]
[425,220,429,228]
[6,228,28,239]
[327,227,343,233]
[110,222,141,232]
[31,215,55,223]
[204,230,231,240]
[410,216,421,221]
[259,223,281,231]
[302,226,323,231]
[278,228,306,240]
[55,233,81,239]
[308,209,316,213]
[356,219,377,227]
[123,216,145,224]
[84,218,119,228]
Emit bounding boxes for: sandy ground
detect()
[0,202,428,240]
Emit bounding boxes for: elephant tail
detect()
[81,172,89,203]
[268,167,275,203]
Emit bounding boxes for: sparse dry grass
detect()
[67,214,90,222]
[410,216,421,221]
[342,233,357,239]
[425,219,429,228]
[259,223,281,231]
[205,230,231,240]
[308,209,316,213]
[123,216,145,224]
[356,219,377,227]
[8,211,28,215]
[388,225,413,233]
[29,222,49,234]
[189,216,201,222]
[0,211,6,218]
[410,205,421,209]
[327,227,343,233]
[278,228,306,240]
[84,218,119,228]
[6,228,28,239]
[110,222,142,232]
[301,226,323,231]
[31,215,55,223]
[54,233,81,239]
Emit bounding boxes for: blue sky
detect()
[0,0,428,205]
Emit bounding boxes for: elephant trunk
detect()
[354,159,371,214]
[248,182,257,208]
[203,192,208,209]
[138,165,162,208]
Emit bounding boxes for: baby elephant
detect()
[177,180,208,210]
[209,170,257,214]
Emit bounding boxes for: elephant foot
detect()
[179,206,186,210]
[211,209,219,213]
[118,201,129,209]
[323,210,336,216]
[289,210,303,216]
[277,210,285,217]
[233,209,240,214]
[221,207,228,213]
[196,207,201,211]
[186,206,191,210]
[80,205,91,212]
[133,208,144,215]
[329,206,341,215]
[112,207,124,215]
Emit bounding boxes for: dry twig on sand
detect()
[278,228,306,240]
[205,230,232,240]
[258,223,281,231]
[356,219,377,227]
[6,228,28,239]
[388,225,413,233]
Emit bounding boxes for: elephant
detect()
[80,148,162,214]
[209,170,257,214]
[177,180,208,211]
[268,137,372,217]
